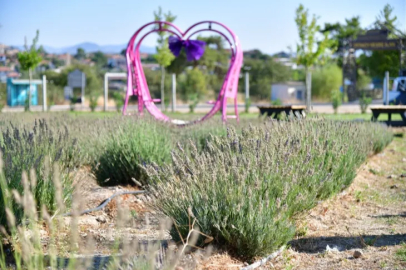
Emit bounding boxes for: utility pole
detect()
[171,73,176,112]
[42,75,47,111]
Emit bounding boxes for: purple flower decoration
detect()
[168,36,206,61]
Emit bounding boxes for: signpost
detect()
[42,75,47,112]
[342,28,406,101]
[67,69,86,105]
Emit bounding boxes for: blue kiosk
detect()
[7,78,41,106]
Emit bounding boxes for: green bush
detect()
[359,93,372,114]
[331,90,342,114]
[94,118,173,186]
[147,120,392,258]
[312,64,342,100]
[89,94,99,112]
[271,99,282,105]
[244,98,251,113]
[112,92,124,112]
[0,119,80,227]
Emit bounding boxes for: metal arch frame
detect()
[122,20,243,124]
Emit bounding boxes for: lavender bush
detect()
[147,119,393,258]
[0,119,81,227]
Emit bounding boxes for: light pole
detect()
[244,66,251,113]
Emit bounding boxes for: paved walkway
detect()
[2,101,382,115]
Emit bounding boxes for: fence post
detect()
[171,73,176,112]
[104,74,108,111]
[385,71,389,105]
[42,75,47,112]
[245,71,249,105]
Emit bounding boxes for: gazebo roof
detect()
[9,79,42,85]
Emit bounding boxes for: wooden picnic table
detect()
[257,105,307,119]
[370,105,406,125]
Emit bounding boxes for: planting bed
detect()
[0,112,397,269]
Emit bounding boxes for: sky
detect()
[0,0,405,55]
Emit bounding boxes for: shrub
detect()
[331,90,342,114]
[0,119,80,227]
[271,99,282,106]
[147,120,392,258]
[112,92,124,112]
[89,94,98,112]
[244,98,251,113]
[359,93,372,114]
[311,64,342,100]
[94,117,173,186]
[188,93,199,113]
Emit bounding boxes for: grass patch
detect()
[396,243,406,261]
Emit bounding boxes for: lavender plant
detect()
[0,119,81,227]
[147,120,393,258]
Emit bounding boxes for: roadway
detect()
[2,100,383,114]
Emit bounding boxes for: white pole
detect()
[42,75,47,112]
[104,74,108,111]
[245,71,249,99]
[306,69,312,111]
[172,73,176,112]
[81,72,85,106]
[385,71,390,105]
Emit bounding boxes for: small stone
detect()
[403,158,406,162]
[390,185,398,189]
[400,173,406,178]
[353,250,363,259]
[96,216,107,223]
[387,175,397,179]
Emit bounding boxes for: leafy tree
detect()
[153,7,176,111]
[17,30,42,111]
[320,17,363,66]
[75,47,86,60]
[358,4,403,77]
[51,58,65,68]
[91,51,107,67]
[179,67,207,112]
[240,55,291,100]
[374,4,399,36]
[295,4,333,110]
[311,64,342,99]
[120,49,126,57]
[37,45,47,55]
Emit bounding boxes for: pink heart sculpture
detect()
[123,21,243,125]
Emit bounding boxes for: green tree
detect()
[375,4,399,35]
[311,64,342,99]
[321,17,363,66]
[179,67,207,112]
[358,4,404,77]
[153,7,176,111]
[295,4,333,110]
[91,51,107,67]
[75,47,86,60]
[240,52,291,100]
[17,30,42,111]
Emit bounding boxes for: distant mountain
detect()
[12,42,156,55]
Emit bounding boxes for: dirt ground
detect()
[266,129,406,270]
[40,128,406,269]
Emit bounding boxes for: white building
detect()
[271,81,305,103]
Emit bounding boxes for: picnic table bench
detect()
[257,105,307,119]
[370,105,406,125]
